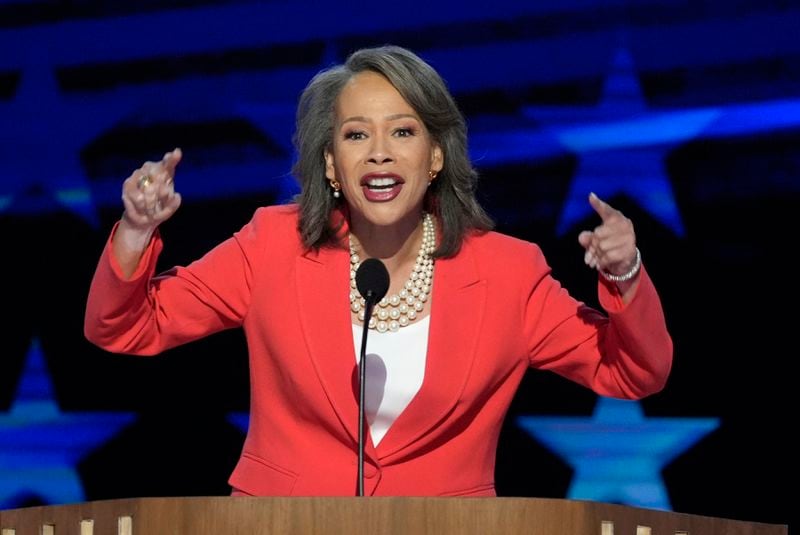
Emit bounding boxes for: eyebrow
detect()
[340,113,420,125]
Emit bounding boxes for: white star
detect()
[517,397,718,510]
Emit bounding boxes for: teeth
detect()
[367,177,397,187]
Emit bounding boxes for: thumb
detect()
[159,192,182,220]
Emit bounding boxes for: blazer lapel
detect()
[377,239,487,459]
[295,245,367,450]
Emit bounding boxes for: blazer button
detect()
[351,458,380,478]
[364,463,379,478]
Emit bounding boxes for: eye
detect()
[394,127,416,138]
[344,130,366,141]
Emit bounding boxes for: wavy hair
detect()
[292,45,493,257]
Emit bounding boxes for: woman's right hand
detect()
[113,148,183,278]
[121,148,183,231]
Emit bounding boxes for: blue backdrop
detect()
[0,1,795,529]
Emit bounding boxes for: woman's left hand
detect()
[577,192,638,277]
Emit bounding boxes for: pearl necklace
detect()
[349,213,436,333]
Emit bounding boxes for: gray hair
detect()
[292,45,493,257]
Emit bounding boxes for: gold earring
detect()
[428,170,438,180]
[330,179,341,198]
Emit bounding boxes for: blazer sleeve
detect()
[84,210,267,356]
[522,243,673,399]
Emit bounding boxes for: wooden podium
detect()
[0,497,788,534]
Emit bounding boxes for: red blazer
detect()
[85,205,672,497]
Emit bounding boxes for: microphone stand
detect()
[353,257,388,497]
[357,296,376,497]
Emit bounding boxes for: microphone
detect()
[354,258,389,497]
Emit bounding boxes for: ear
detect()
[431,143,444,174]
[324,149,335,180]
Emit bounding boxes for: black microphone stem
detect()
[353,257,389,497]
[357,297,375,497]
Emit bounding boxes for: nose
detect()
[366,133,394,165]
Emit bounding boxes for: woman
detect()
[85,46,672,497]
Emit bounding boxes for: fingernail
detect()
[590,192,598,199]
[584,251,592,264]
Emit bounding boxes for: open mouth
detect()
[365,177,399,190]
[361,174,404,202]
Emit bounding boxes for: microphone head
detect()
[355,258,390,303]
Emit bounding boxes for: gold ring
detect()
[138,174,152,189]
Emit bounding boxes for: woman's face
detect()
[325,71,443,229]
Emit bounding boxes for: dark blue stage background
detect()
[0,1,795,530]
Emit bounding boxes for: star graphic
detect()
[468,48,724,236]
[529,48,721,236]
[0,339,136,507]
[517,397,719,511]
[468,44,800,235]
[0,58,132,225]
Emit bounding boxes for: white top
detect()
[352,316,430,446]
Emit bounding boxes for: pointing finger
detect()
[162,147,182,178]
[588,192,618,222]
